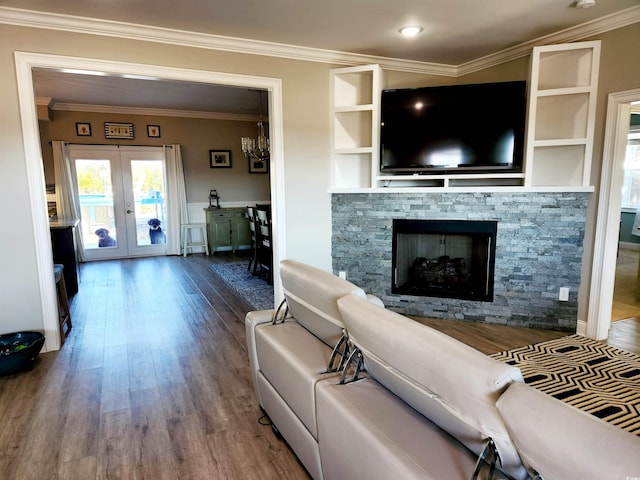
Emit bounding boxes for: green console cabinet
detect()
[204,207,250,253]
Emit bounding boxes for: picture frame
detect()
[147,125,161,138]
[249,157,269,174]
[105,122,134,139]
[209,150,232,168]
[75,122,92,136]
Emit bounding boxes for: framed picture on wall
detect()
[249,157,269,174]
[76,122,92,136]
[147,125,161,138]
[105,122,134,139]
[210,150,232,168]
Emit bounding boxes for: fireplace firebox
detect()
[392,219,497,302]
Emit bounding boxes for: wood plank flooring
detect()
[613,247,640,322]
[0,255,309,480]
[0,254,637,479]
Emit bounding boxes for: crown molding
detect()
[0,7,456,76]
[1,5,639,78]
[50,101,262,121]
[35,96,53,107]
[458,5,640,76]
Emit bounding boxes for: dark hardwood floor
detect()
[0,254,637,479]
[0,255,309,480]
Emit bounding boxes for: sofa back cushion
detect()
[337,294,527,480]
[497,382,640,480]
[280,259,367,347]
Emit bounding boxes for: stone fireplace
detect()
[332,191,590,331]
[392,219,497,302]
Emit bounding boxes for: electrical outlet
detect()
[559,287,570,302]
[338,271,347,280]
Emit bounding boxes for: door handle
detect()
[126,209,133,214]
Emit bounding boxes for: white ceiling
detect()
[8,0,638,115]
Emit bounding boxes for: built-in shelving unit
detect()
[330,41,600,193]
[524,41,601,187]
[330,64,381,189]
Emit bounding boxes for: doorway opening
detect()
[589,90,640,340]
[15,52,285,351]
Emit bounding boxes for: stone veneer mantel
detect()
[332,191,591,331]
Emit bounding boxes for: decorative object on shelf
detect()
[241,89,270,163]
[75,122,92,136]
[105,122,134,139]
[210,150,232,168]
[147,125,161,138]
[209,189,221,209]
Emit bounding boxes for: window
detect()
[620,127,640,209]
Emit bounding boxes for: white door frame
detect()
[14,51,286,352]
[587,88,639,340]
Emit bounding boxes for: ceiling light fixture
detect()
[399,26,423,37]
[241,90,269,163]
[574,0,596,8]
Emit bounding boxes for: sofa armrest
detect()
[497,382,640,480]
[245,309,276,406]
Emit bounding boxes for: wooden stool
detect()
[53,264,72,345]
[181,224,210,257]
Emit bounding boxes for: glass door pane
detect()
[75,158,119,250]
[120,148,167,257]
[131,160,166,246]
[70,145,166,260]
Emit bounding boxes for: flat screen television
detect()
[380,81,527,175]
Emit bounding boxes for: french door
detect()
[69,145,168,260]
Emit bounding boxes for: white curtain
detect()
[164,144,188,255]
[52,141,86,262]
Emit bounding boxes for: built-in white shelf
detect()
[329,185,595,194]
[330,64,381,189]
[329,40,600,193]
[524,41,600,188]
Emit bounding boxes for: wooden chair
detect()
[53,264,72,345]
[246,206,259,274]
[255,204,273,284]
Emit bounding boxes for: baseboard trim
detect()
[576,319,588,337]
[619,241,640,251]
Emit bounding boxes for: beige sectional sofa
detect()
[245,259,640,480]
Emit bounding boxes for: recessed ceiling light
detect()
[574,0,595,8]
[399,26,423,37]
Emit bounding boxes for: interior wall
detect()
[620,211,640,245]
[1,19,639,337]
[0,23,336,335]
[39,110,270,204]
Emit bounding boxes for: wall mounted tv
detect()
[380,81,527,175]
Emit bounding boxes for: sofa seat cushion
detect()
[497,382,640,480]
[317,378,482,480]
[255,319,339,438]
[337,295,526,480]
[280,259,368,347]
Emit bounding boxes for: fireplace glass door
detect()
[392,220,497,302]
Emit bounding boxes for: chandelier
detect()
[241,90,270,162]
